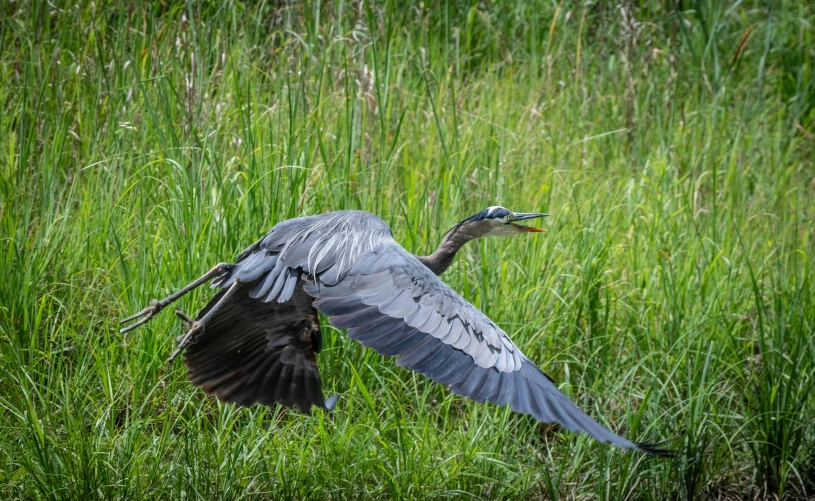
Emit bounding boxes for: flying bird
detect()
[120,206,671,455]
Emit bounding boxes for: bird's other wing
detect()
[304,241,671,456]
[183,281,328,413]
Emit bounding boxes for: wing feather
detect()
[183,282,328,414]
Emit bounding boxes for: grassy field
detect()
[1,1,814,499]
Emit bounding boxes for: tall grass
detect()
[1,1,813,499]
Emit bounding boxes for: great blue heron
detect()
[121,206,672,456]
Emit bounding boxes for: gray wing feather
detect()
[214,210,393,292]
[301,241,655,453]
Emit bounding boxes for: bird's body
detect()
[121,208,671,456]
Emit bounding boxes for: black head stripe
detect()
[459,206,511,224]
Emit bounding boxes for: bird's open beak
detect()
[511,212,549,232]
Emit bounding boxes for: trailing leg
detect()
[175,309,194,336]
[119,263,232,334]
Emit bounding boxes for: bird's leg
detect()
[174,309,194,334]
[119,263,232,334]
[167,280,240,363]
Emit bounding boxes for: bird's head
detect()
[455,206,549,238]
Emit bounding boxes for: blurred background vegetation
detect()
[1,0,813,499]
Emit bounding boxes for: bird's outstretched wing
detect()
[194,211,669,455]
[307,242,669,455]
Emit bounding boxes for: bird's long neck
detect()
[416,226,477,276]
